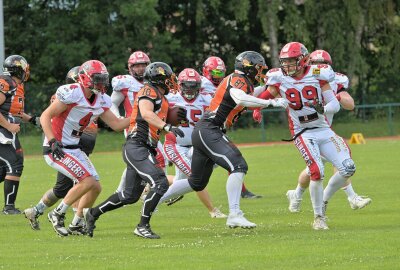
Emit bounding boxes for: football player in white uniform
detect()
[201,56,263,199]
[164,68,227,218]
[254,42,355,230]
[284,50,371,213]
[41,60,130,236]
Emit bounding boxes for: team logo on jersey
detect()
[157,67,166,75]
[312,68,320,75]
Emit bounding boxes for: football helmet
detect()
[178,68,201,100]
[128,51,151,82]
[279,42,309,76]
[144,62,178,95]
[3,55,30,82]
[234,51,268,84]
[65,66,80,84]
[309,50,332,65]
[202,56,226,86]
[78,60,109,94]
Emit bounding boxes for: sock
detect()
[4,179,19,206]
[71,214,83,226]
[91,193,123,218]
[309,180,324,216]
[241,183,246,192]
[158,179,193,205]
[323,172,348,202]
[139,191,162,226]
[342,183,357,200]
[55,200,69,214]
[35,200,48,214]
[226,172,245,214]
[295,184,306,198]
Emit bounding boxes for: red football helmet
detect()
[202,56,226,86]
[279,42,309,76]
[128,51,151,81]
[309,50,332,65]
[178,68,201,100]
[78,60,109,94]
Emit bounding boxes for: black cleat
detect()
[165,195,184,206]
[134,224,160,239]
[241,189,263,199]
[83,208,97,237]
[67,224,87,235]
[48,210,69,237]
[3,205,22,215]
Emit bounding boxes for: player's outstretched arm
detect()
[100,109,130,131]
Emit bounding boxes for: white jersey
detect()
[45,83,111,146]
[266,64,335,135]
[200,76,217,96]
[111,74,143,116]
[325,72,350,125]
[166,92,212,146]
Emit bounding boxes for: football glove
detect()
[163,124,185,138]
[307,98,325,114]
[48,138,65,159]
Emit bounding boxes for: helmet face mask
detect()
[3,55,30,82]
[279,42,309,77]
[178,68,201,100]
[128,51,151,81]
[202,56,226,86]
[78,60,110,94]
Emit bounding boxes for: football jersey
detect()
[166,92,212,146]
[205,73,253,128]
[200,76,217,96]
[45,83,111,146]
[128,85,169,147]
[0,75,25,124]
[111,74,143,117]
[266,64,335,135]
[325,72,350,125]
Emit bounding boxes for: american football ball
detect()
[166,106,187,126]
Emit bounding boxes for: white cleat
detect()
[226,211,256,228]
[209,207,227,219]
[349,196,372,210]
[312,215,329,230]
[286,190,302,213]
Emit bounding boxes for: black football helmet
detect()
[3,55,30,82]
[144,62,178,95]
[234,51,268,84]
[65,66,80,84]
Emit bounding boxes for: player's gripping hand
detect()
[29,115,42,129]
[176,107,188,124]
[253,109,262,123]
[48,138,65,159]
[163,124,185,138]
[307,98,324,114]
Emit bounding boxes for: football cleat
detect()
[47,210,69,237]
[286,190,302,212]
[349,196,372,210]
[23,207,42,230]
[134,224,160,239]
[241,189,263,199]
[312,215,329,230]
[83,208,98,237]
[68,223,87,235]
[209,207,227,218]
[165,195,184,206]
[3,205,22,215]
[226,211,256,228]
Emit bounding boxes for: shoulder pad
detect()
[56,84,82,104]
[266,68,283,86]
[334,72,349,89]
[111,75,134,91]
[0,76,16,93]
[310,64,335,82]
[137,85,158,100]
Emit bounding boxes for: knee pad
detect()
[231,160,248,174]
[152,176,169,195]
[339,158,356,177]
[188,178,207,192]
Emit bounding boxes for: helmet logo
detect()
[14,59,28,70]
[242,59,252,67]
[156,66,166,75]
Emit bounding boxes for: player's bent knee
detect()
[339,158,356,177]
[231,160,248,174]
[188,179,207,192]
[153,177,169,195]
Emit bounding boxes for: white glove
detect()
[263,98,288,109]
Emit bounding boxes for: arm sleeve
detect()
[253,85,266,97]
[229,88,269,108]
[110,91,124,117]
[323,90,340,114]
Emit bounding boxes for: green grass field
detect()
[1,140,399,270]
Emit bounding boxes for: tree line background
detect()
[3,0,400,116]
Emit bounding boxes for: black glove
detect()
[48,138,65,159]
[29,115,41,128]
[163,124,185,138]
[307,98,325,114]
[176,107,189,124]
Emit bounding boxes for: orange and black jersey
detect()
[205,73,253,128]
[128,84,169,147]
[0,75,25,122]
